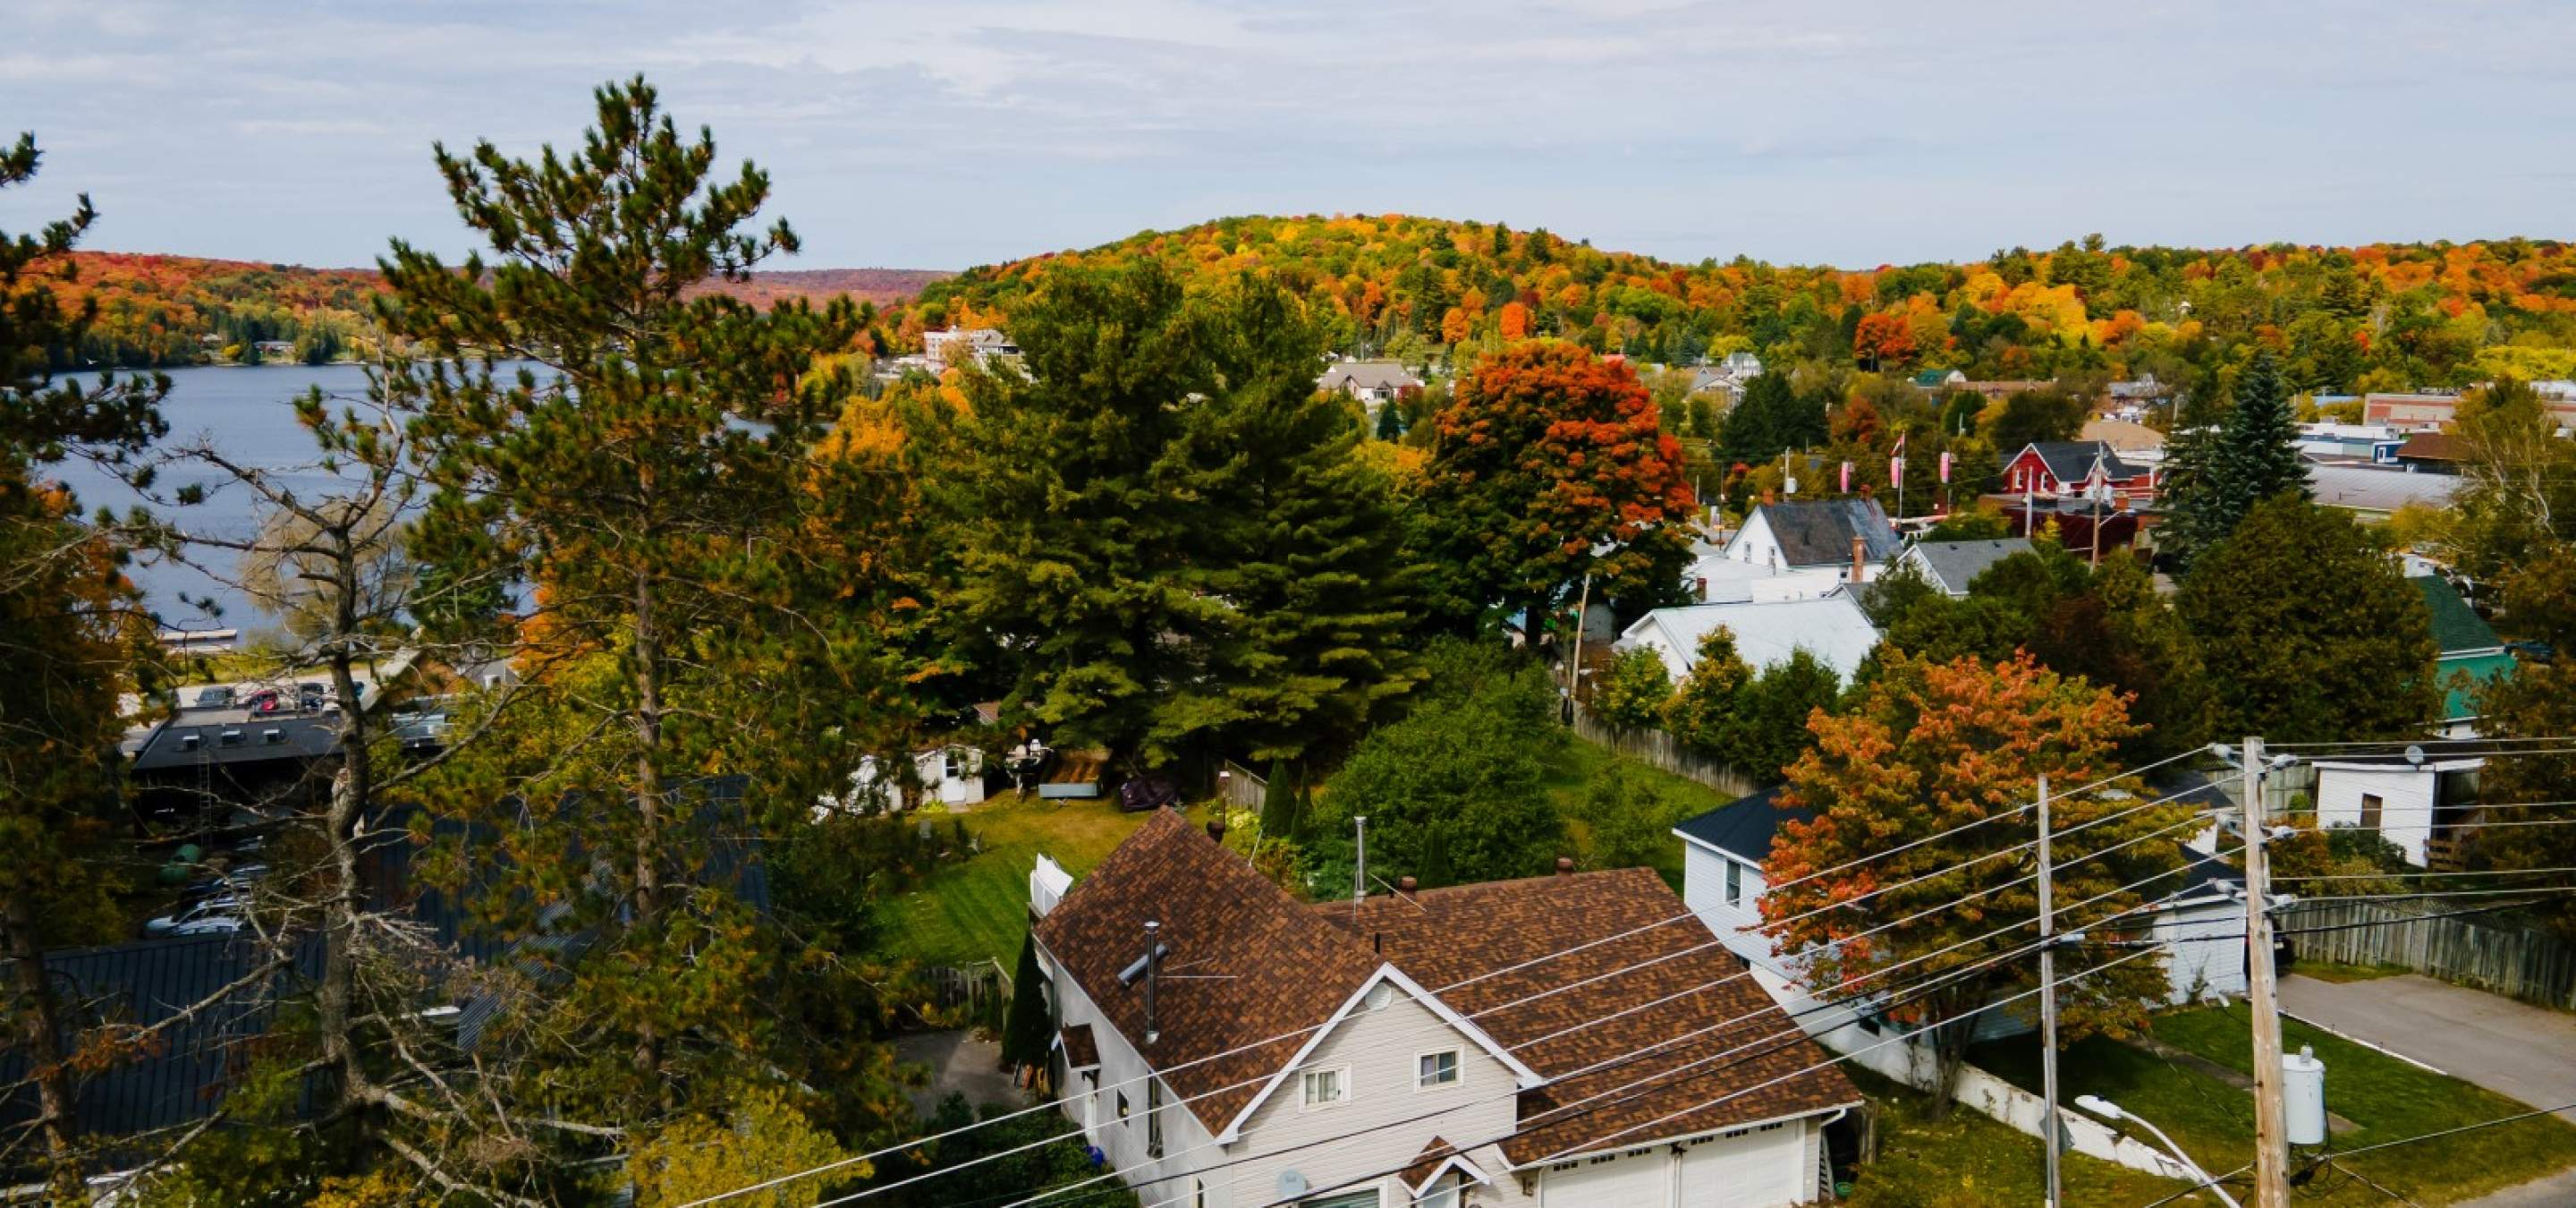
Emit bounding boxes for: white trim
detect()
[1671,826,1761,865]
[1504,1102,1860,1171]
[1215,963,1543,1143]
[1412,1046,1463,1092]
[1298,1064,1352,1112]
[1402,1151,1492,1193]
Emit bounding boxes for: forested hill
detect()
[44,252,951,367]
[899,214,2576,396]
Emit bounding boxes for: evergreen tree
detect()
[386,79,894,1153]
[2177,498,2437,743]
[0,132,169,1201]
[1374,398,1404,439]
[2211,350,2309,515]
[2154,390,2231,572]
[1001,932,1053,1087]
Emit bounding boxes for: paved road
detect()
[2278,974,2576,1122]
[2461,1167,2576,1207]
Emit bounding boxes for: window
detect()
[1147,1080,1163,1157]
[1724,859,1743,908]
[2360,793,2385,829]
[1116,1091,1130,1122]
[1416,1178,1459,1208]
[1416,1049,1460,1089]
[1300,1066,1349,1110]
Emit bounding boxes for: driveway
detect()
[2278,974,2576,1123]
[892,1029,1026,1120]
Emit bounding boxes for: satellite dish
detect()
[1277,1170,1309,1198]
[2405,744,2426,766]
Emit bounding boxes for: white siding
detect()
[2312,765,2441,866]
[1213,985,1534,1208]
[2154,899,2247,1005]
[1681,841,1785,973]
[1048,959,1222,1195]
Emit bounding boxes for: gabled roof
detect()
[2411,576,2502,656]
[1402,1136,1492,1191]
[2080,417,2167,454]
[1623,597,1881,682]
[2395,432,2469,463]
[1904,538,2036,595]
[1031,810,1380,1134]
[1318,361,1423,392]
[1330,869,1857,1164]
[2016,440,2147,483]
[1746,498,1902,568]
[1672,786,1814,863]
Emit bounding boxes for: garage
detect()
[1542,1147,1668,1206]
[1677,1122,1806,1208]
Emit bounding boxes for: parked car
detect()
[144,896,247,937]
[192,685,236,708]
[297,682,329,710]
[245,688,284,715]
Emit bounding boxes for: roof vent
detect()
[1116,920,1171,1046]
[1555,856,1575,876]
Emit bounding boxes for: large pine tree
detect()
[2161,351,2309,573]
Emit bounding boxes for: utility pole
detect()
[2242,736,2292,1208]
[1563,572,1593,715]
[2038,774,2063,1208]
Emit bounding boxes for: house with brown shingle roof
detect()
[1030,809,1858,1207]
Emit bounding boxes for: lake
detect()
[45,363,504,633]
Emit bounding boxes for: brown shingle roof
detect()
[1327,869,1859,1164]
[1401,1136,1488,1191]
[1059,1023,1099,1069]
[1031,809,1379,1135]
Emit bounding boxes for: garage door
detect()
[1677,1123,1804,1208]
[1544,1150,1667,1206]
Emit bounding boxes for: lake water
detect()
[46,363,470,632]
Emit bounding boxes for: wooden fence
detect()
[2285,897,2576,1011]
[923,958,1013,1013]
[1566,701,1763,800]
[1218,759,1267,814]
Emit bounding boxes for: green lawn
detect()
[878,794,1168,969]
[1971,1004,2576,1205]
[1542,736,1740,889]
[1841,1067,2186,1207]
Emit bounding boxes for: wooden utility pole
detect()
[2242,736,2292,1207]
[2038,775,2063,1208]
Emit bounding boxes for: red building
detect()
[2002,440,2158,506]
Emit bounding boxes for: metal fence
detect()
[2286,897,2576,1012]
[1566,700,1763,800]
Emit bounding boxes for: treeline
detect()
[903,217,2576,396]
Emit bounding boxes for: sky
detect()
[4,0,2572,273]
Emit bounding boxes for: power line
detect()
[687,795,2224,1208]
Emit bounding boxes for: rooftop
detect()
[1624,596,1882,681]
[1905,537,2036,594]
[1748,498,1902,568]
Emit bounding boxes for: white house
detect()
[1672,788,2247,1032]
[1894,538,2036,598]
[1032,811,1860,1207]
[2309,743,2490,868]
[1317,360,1424,407]
[819,744,988,815]
[1722,499,1902,580]
[923,326,1021,367]
[1615,597,1881,685]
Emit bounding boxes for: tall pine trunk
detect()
[631,565,665,1086]
[3,889,82,1205]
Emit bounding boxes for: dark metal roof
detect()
[2021,440,2148,483]
[1754,498,1902,568]
[129,711,341,772]
[1672,786,1814,862]
[0,933,298,1144]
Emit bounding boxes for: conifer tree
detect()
[384,78,877,1133]
[0,132,168,1202]
[2211,350,2309,515]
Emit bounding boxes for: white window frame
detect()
[1300,1064,1352,1111]
[1414,1048,1462,1091]
[1724,858,1743,908]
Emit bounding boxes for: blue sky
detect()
[4,0,2570,272]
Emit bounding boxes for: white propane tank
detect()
[2284,1043,2328,1146]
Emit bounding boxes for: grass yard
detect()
[1541,736,1740,889]
[879,793,1169,969]
[1841,1067,2185,1207]
[1971,1003,2576,1204]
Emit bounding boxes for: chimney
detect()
[1397,875,1418,893]
[1206,817,1225,843]
[1115,921,1172,1046]
[1555,856,1575,876]
[1851,534,1868,583]
[1761,488,1777,506]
